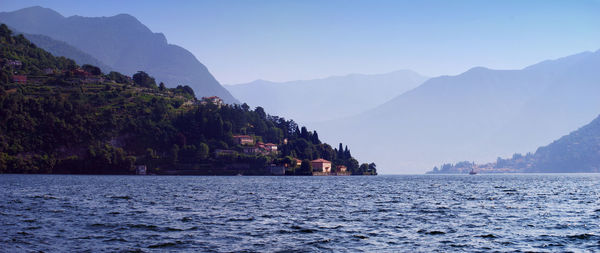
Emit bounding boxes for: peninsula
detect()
[0,24,376,176]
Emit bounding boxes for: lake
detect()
[1,174,600,252]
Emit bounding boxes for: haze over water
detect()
[2,174,599,252]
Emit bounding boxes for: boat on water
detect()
[469,169,477,175]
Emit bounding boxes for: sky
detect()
[1,0,600,84]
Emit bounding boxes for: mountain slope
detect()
[226,70,427,123]
[0,24,369,175]
[526,115,600,172]
[18,32,111,72]
[311,50,600,174]
[438,114,600,173]
[0,6,237,103]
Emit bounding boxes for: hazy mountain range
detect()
[0,6,237,103]
[311,50,600,173]
[226,70,427,123]
[3,6,600,174]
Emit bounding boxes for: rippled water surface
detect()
[2,174,600,252]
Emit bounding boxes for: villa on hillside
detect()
[233,135,254,145]
[261,142,278,153]
[43,68,55,75]
[311,158,332,173]
[241,141,279,155]
[242,146,260,154]
[3,59,22,68]
[200,96,224,107]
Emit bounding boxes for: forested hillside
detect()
[0,6,238,103]
[495,115,600,173]
[428,115,600,174]
[0,24,374,175]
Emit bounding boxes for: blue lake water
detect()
[1,174,600,252]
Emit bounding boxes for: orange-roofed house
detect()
[311,158,332,173]
[336,165,348,173]
[233,135,254,145]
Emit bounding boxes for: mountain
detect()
[18,32,111,72]
[226,70,427,123]
[311,50,600,174]
[0,6,237,103]
[430,114,600,173]
[523,115,600,172]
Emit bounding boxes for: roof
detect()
[311,158,331,163]
[336,165,347,168]
[263,143,277,146]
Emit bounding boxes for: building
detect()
[294,158,302,167]
[242,146,260,154]
[136,165,147,175]
[311,158,332,173]
[5,59,22,68]
[336,165,348,173]
[200,96,224,107]
[233,135,254,145]
[43,68,55,75]
[262,143,278,153]
[12,75,26,84]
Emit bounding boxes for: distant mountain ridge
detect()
[227,70,427,123]
[311,49,600,174]
[0,6,237,103]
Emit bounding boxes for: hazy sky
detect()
[2,0,600,84]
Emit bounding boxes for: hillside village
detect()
[0,24,376,176]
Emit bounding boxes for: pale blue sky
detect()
[2,0,600,84]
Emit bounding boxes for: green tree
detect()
[82,64,102,75]
[106,71,131,84]
[196,142,209,160]
[300,159,312,175]
[358,163,370,175]
[132,71,157,88]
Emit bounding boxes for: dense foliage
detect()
[0,24,374,175]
